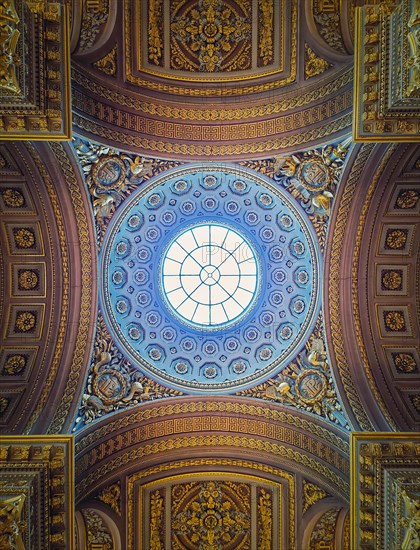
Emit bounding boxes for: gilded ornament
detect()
[273,138,351,224]
[0,396,9,414]
[401,491,420,549]
[170,0,252,72]
[97,483,121,516]
[407,2,420,97]
[148,0,163,66]
[385,229,408,249]
[14,311,36,333]
[381,270,403,290]
[18,269,39,290]
[0,0,21,94]
[393,352,417,373]
[1,187,24,207]
[252,322,350,429]
[94,46,117,76]
[172,480,251,548]
[258,488,272,549]
[396,189,419,209]
[258,0,274,66]
[0,494,26,549]
[150,490,164,549]
[81,509,113,547]
[13,227,35,248]
[384,311,406,332]
[304,44,330,79]
[2,354,26,375]
[302,480,327,513]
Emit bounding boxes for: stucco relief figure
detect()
[401,490,420,550]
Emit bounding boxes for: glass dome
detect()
[100,164,321,393]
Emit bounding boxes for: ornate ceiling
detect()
[0,0,419,549]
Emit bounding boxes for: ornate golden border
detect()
[75,401,349,455]
[72,112,352,157]
[351,144,398,430]
[72,67,353,120]
[124,0,297,93]
[327,144,375,431]
[47,143,95,434]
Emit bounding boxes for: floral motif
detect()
[396,189,419,209]
[172,481,250,547]
[13,228,35,249]
[381,270,402,291]
[305,44,330,79]
[385,229,407,250]
[170,0,251,72]
[14,311,36,333]
[393,352,417,373]
[18,270,39,290]
[2,188,25,208]
[2,354,26,375]
[384,311,406,332]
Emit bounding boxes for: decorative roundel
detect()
[101,165,321,393]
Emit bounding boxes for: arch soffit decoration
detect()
[325,142,420,432]
[0,142,97,435]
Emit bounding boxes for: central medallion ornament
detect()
[101,165,320,393]
[161,223,259,329]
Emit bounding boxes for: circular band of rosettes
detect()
[101,164,321,393]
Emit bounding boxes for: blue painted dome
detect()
[100,164,321,393]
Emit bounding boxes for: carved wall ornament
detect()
[81,508,113,549]
[97,482,121,517]
[170,0,252,72]
[309,507,342,548]
[302,479,328,513]
[0,494,26,550]
[239,317,350,430]
[273,138,352,249]
[312,0,349,54]
[128,0,289,87]
[0,0,21,94]
[93,46,117,76]
[77,0,110,53]
[72,138,181,245]
[304,43,331,79]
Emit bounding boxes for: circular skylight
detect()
[161,223,259,328]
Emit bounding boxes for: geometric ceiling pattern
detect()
[0,0,419,548]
